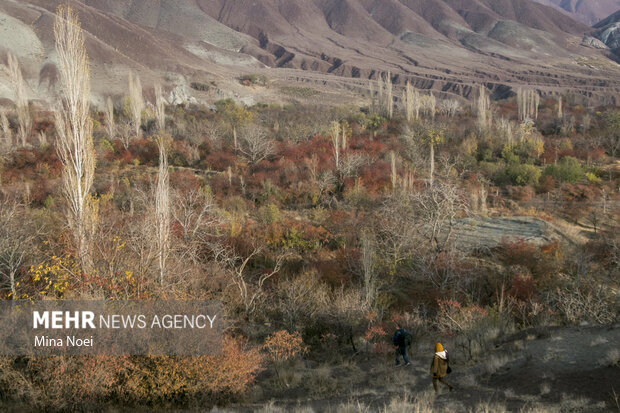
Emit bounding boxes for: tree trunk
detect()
[10,270,16,300]
[349,329,357,353]
[429,143,434,187]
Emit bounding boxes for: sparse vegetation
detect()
[280,86,320,98]
[0,7,619,413]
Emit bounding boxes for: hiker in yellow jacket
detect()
[430,342,454,393]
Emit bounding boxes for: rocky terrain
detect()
[2,0,620,108]
[448,216,568,250]
[595,9,620,61]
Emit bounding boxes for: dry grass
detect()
[306,364,339,396]
[331,400,372,413]
[602,349,620,367]
[256,401,315,413]
[504,388,516,398]
[589,336,608,346]
[470,402,508,413]
[279,362,303,389]
[481,354,513,375]
[456,372,477,388]
[558,393,607,412]
[334,391,435,413]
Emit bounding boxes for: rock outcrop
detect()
[448,216,567,250]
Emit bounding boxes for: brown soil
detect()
[2,0,620,107]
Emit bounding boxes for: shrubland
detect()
[0,31,619,408]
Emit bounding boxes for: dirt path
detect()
[217,325,620,412]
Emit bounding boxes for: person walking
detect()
[430,342,454,393]
[393,324,412,366]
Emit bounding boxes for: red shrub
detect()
[561,183,600,202]
[508,274,536,301]
[499,239,538,267]
[201,151,237,171]
[131,138,159,165]
[170,169,202,194]
[537,175,556,193]
[506,185,535,201]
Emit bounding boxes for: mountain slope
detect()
[193,0,620,102]
[0,0,266,107]
[1,0,620,107]
[594,9,620,61]
[532,0,620,25]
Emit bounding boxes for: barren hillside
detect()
[532,0,620,25]
[1,0,620,107]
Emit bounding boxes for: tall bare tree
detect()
[390,150,397,190]
[496,117,515,146]
[154,84,166,132]
[128,71,144,139]
[476,84,491,130]
[421,92,436,120]
[155,136,170,284]
[422,127,444,187]
[221,245,287,315]
[54,4,96,270]
[439,99,461,117]
[383,72,393,119]
[3,53,31,146]
[0,110,10,147]
[238,126,276,165]
[360,231,378,308]
[402,80,415,122]
[0,200,36,299]
[330,121,341,170]
[517,88,540,121]
[376,72,393,118]
[104,96,115,139]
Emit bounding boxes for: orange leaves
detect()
[14,336,264,408]
[363,324,387,342]
[263,330,307,363]
[436,299,487,335]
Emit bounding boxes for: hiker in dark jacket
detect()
[430,342,453,393]
[393,324,411,366]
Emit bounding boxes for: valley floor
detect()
[217,325,620,413]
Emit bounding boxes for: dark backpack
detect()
[402,330,413,347]
[394,329,413,347]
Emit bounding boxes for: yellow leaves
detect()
[27,255,76,297]
[422,128,444,146]
[230,220,243,237]
[111,235,126,250]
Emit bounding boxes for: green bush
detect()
[544,156,583,183]
[506,163,541,186]
[257,203,281,225]
[489,161,540,186]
